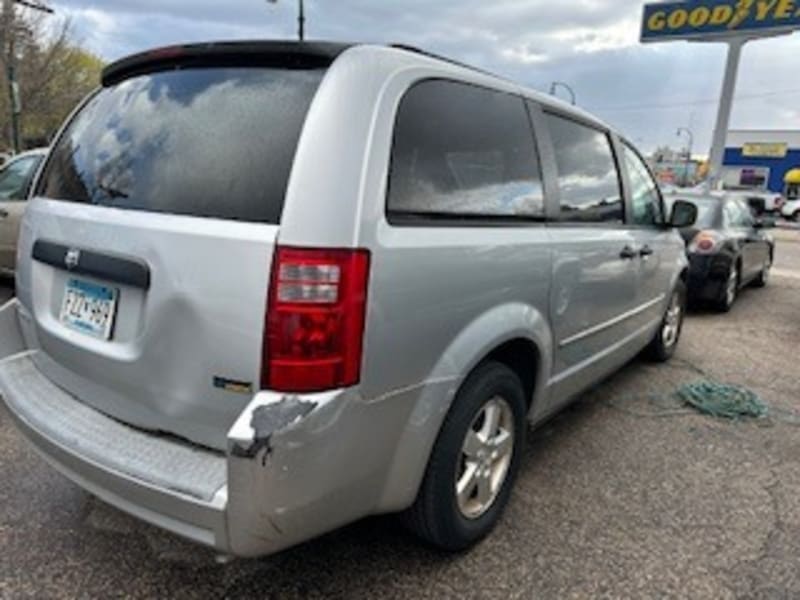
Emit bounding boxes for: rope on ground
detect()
[676,381,768,420]
[601,374,800,426]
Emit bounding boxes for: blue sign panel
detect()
[641,0,800,42]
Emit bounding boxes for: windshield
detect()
[36,67,325,224]
[0,155,43,200]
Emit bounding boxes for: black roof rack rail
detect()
[389,44,505,81]
[102,40,354,87]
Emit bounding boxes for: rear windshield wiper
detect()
[96,183,129,200]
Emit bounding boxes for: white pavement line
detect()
[772,268,800,280]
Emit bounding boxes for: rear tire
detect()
[404,361,526,551]
[646,280,686,362]
[752,254,771,288]
[715,261,739,312]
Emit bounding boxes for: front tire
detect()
[646,280,686,362]
[404,361,526,551]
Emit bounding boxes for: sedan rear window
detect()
[37,67,325,224]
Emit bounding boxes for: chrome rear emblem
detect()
[65,248,80,270]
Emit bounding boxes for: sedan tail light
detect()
[688,230,723,254]
[262,246,371,393]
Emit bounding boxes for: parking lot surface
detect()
[1,230,799,599]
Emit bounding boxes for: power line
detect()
[588,88,800,113]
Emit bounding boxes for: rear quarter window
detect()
[37,67,325,224]
[387,79,544,221]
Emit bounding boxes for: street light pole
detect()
[297,0,304,41]
[267,0,305,41]
[549,81,575,105]
[676,126,694,187]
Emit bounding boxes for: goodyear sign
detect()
[742,142,789,157]
[641,0,800,42]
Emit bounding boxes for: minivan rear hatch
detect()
[20,42,346,450]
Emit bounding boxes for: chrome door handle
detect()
[639,245,654,257]
[619,245,637,260]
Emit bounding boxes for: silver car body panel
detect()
[1,44,688,556]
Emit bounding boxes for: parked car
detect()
[666,193,774,311]
[0,41,696,557]
[725,189,784,215]
[0,148,48,277]
[781,196,800,221]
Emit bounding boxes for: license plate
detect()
[59,278,118,340]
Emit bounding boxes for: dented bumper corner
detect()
[1,298,419,557]
[224,387,406,556]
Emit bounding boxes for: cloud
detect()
[48,0,800,154]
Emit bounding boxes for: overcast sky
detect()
[42,0,800,155]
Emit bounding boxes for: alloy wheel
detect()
[725,265,738,307]
[456,396,515,520]
[662,290,682,348]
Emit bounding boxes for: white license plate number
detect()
[59,278,118,340]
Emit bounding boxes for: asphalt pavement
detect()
[1,231,799,598]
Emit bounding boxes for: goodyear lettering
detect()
[668,8,689,27]
[648,10,667,30]
[775,0,796,17]
[642,0,800,40]
[689,6,712,25]
[710,5,735,23]
[728,0,755,28]
[755,0,779,19]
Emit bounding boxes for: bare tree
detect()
[0,4,102,151]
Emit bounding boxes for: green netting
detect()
[676,381,768,420]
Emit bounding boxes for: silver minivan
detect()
[0,41,695,557]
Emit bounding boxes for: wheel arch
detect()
[375,302,551,512]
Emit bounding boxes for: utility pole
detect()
[676,127,694,187]
[0,0,53,153]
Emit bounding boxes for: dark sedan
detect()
[666,193,774,312]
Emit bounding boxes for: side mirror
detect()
[669,200,697,228]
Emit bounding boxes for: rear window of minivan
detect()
[37,67,325,224]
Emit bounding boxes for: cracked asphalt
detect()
[1,230,799,599]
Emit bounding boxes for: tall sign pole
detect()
[705,38,744,190]
[640,0,799,191]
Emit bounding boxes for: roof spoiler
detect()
[101,40,353,87]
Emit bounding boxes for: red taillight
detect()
[697,238,715,251]
[689,230,721,254]
[262,246,371,393]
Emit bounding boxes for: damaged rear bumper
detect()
[0,299,415,557]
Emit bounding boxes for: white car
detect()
[781,197,800,221]
[724,189,785,215]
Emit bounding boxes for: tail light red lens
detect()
[689,230,722,254]
[262,246,371,393]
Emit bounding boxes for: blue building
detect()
[723,130,800,197]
